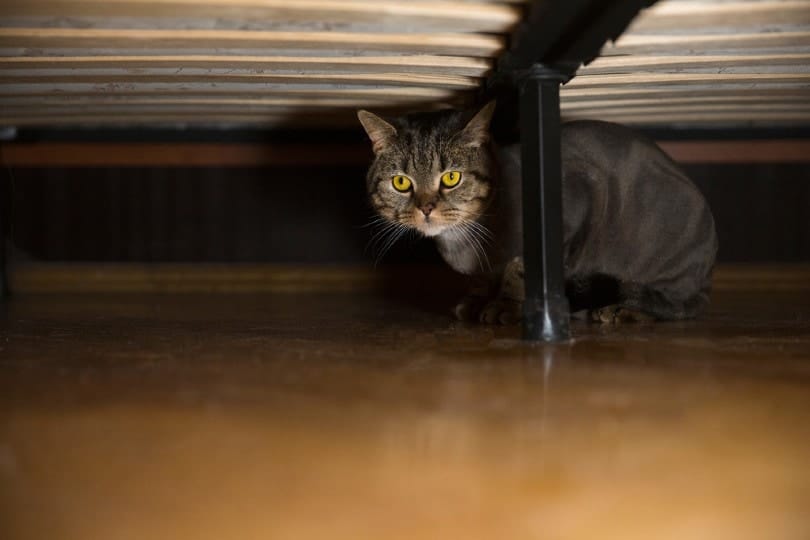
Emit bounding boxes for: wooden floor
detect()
[1,286,810,539]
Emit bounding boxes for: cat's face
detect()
[358,103,496,238]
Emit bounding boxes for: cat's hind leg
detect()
[588,282,711,324]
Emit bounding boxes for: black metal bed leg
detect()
[519,66,570,342]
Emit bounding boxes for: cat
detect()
[357,102,718,324]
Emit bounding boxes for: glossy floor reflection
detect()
[1,289,809,539]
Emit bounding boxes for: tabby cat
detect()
[357,103,718,324]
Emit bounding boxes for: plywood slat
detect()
[562,94,810,110]
[562,84,810,99]
[0,72,480,89]
[568,72,810,88]
[0,96,449,108]
[607,31,810,55]
[0,82,463,99]
[0,0,523,33]
[0,55,492,76]
[0,28,504,57]
[562,89,810,104]
[629,1,810,32]
[581,53,810,75]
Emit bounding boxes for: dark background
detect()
[3,125,809,265]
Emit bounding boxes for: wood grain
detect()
[629,1,810,32]
[0,55,493,77]
[0,27,505,57]
[0,0,523,33]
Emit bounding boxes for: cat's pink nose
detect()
[420,203,435,217]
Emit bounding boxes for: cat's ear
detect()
[357,110,397,154]
[458,101,496,148]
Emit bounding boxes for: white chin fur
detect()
[417,222,447,237]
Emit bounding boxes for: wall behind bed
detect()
[2,133,809,264]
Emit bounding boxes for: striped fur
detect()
[358,106,718,324]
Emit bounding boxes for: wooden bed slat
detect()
[629,1,810,32]
[608,31,810,55]
[0,0,806,130]
[0,27,504,57]
[0,0,524,34]
[568,72,810,88]
[0,72,480,90]
[0,55,492,77]
[581,53,810,75]
[562,94,810,111]
[0,83,463,99]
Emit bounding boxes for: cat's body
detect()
[358,105,718,324]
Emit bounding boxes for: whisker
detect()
[359,215,388,229]
[464,219,494,241]
[366,221,400,254]
[374,225,408,267]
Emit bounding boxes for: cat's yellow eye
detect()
[392,175,412,192]
[441,171,462,188]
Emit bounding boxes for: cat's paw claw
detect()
[479,298,522,325]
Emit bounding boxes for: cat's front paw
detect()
[479,297,522,325]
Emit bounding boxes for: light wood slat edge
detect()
[3,141,808,168]
[0,72,481,89]
[0,28,505,57]
[562,86,810,99]
[0,97,455,107]
[0,0,523,33]
[581,53,810,75]
[562,89,810,102]
[629,1,809,31]
[568,73,810,88]
[1,0,521,21]
[562,95,810,110]
[608,31,810,54]
[0,86,466,99]
[0,55,493,77]
[7,263,810,294]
